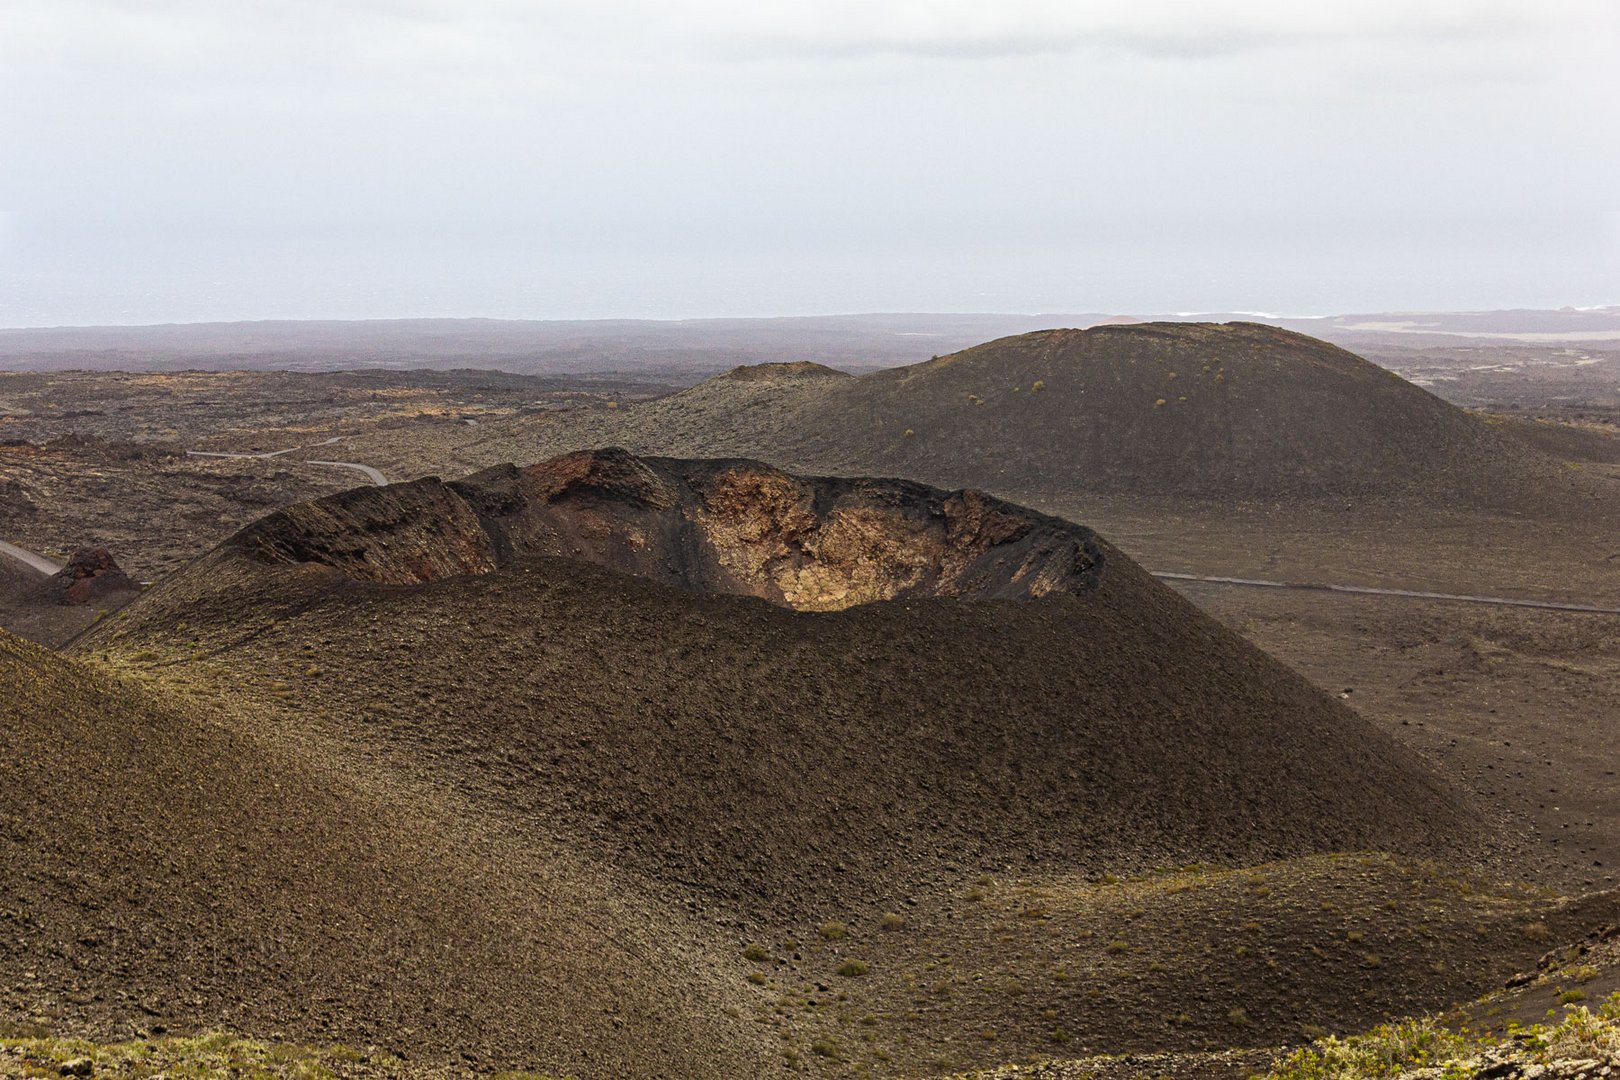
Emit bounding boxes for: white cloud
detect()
[0,0,1614,323]
[5,0,1608,69]
[545,0,1613,64]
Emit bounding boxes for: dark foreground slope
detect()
[0,629,781,1078]
[86,451,1483,916]
[349,323,1590,511]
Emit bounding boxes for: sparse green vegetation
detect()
[0,1031,580,1080]
[818,921,848,941]
[837,960,871,977]
[743,942,770,962]
[1263,1018,1465,1080]
[1259,996,1620,1080]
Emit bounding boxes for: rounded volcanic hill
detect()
[398,322,1582,510]
[83,450,1487,919]
[813,322,1531,501]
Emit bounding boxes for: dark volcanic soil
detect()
[7,330,1620,1077]
[0,629,781,1079]
[0,550,137,648]
[1170,581,1620,895]
[0,437,349,580]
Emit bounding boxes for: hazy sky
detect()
[2,1,1616,326]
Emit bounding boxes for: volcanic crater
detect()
[230,446,1104,610]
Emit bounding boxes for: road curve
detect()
[0,539,62,576]
[184,438,384,486]
[185,448,299,460]
[306,460,387,486]
[1152,571,1620,616]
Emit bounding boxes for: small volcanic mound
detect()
[37,547,140,606]
[228,448,1103,610]
[714,360,850,382]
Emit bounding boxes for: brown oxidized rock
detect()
[223,447,1103,609]
[44,548,140,606]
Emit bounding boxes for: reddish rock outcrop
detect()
[225,448,1103,609]
[43,548,139,606]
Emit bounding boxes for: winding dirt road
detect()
[3,439,387,582]
[184,437,386,486]
[0,540,60,576]
[1151,571,1620,616]
[305,460,387,486]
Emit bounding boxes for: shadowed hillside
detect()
[0,629,781,1078]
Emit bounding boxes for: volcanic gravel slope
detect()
[0,628,783,1079]
[0,552,121,647]
[351,323,1588,509]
